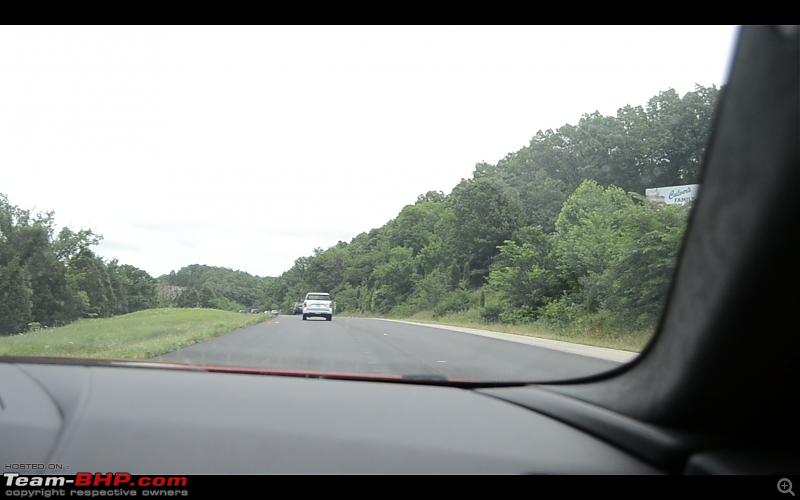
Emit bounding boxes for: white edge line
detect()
[367,318,639,363]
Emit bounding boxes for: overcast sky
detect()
[0,26,740,278]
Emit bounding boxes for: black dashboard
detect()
[6,360,795,475]
[1,361,666,474]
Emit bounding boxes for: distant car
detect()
[302,292,333,321]
[271,310,279,315]
[293,302,303,315]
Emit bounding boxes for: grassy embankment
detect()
[339,308,653,353]
[0,308,270,360]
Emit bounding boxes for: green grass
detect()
[340,308,653,353]
[0,308,270,360]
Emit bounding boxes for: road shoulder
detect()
[369,318,638,363]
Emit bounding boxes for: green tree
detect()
[448,262,460,291]
[553,180,630,312]
[462,261,471,288]
[600,197,690,328]
[415,190,445,204]
[433,289,472,318]
[0,264,33,335]
[446,178,526,284]
[370,247,415,313]
[53,227,103,262]
[176,288,200,308]
[8,210,73,326]
[489,226,562,313]
[121,264,157,312]
[305,246,348,293]
[249,85,714,320]
[415,234,445,276]
[165,264,269,309]
[199,286,216,309]
[411,268,448,311]
[107,259,132,315]
[66,249,116,318]
[469,85,718,234]
[387,204,433,256]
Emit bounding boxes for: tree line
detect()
[158,264,273,312]
[263,85,717,331]
[0,195,158,334]
[2,84,717,335]
[0,197,277,335]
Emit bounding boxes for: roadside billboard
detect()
[645,184,700,206]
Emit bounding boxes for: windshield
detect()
[306,294,331,301]
[0,26,739,383]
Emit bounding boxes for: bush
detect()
[388,303,418,318]
[481,304,503,323]
[499,305,537,324]
[176,289,199,308]
[537,297,582,327]
[410,270,448,310]
[331,286,359,314]
[574,309,615,336]
[433,290,473,318]
[210,297,244,312]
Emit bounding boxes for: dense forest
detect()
[262,85,718,331]
[1,85,717,335]
[0,197,159,334]
[158,264,273,311]
[0,197,274,334]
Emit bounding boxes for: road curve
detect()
[153,315,630,382]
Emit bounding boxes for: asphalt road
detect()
[154,315,628,382]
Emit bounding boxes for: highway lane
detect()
[153,315,629,382]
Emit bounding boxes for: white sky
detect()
[0,26,740,278]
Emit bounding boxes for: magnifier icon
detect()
[779,478,794,496]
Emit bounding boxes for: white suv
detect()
[302,292,333,321]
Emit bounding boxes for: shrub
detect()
[481,304,503,323]
[389,303,418,318]
[537,297,582,327]
[210,297,244,312]
[433,290,473,318]
[499,305,537,324]
[574,309,615,336]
